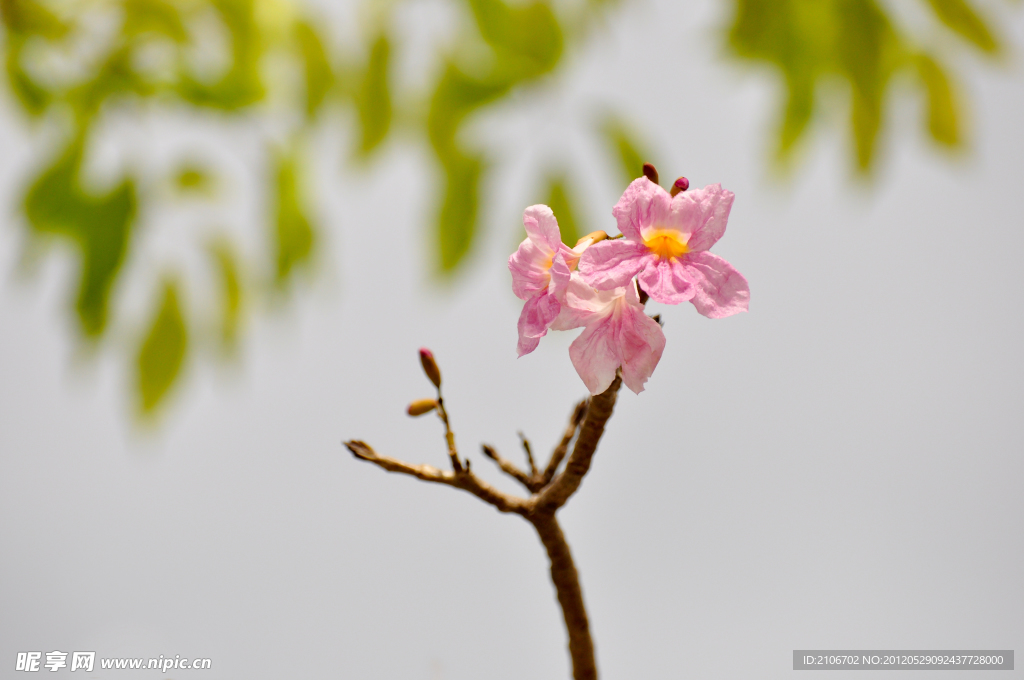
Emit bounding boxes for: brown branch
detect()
[530,513,597,680]
[481,444,537,491]
[541,399,588,485]
[533,375,622,512]
[344,441,531,515]
[346,365,627,680]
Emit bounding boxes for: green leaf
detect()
[778,72,815,156]
[600,117,651,186]
[272,148,315,285]
[208,239,243,348]
[295,20,333,118]
[915,54,959,146]
[1,0,68,38]
[24,138,137,336]
[173,163,215,194]
[69,47,155,119]
[543,173,582,246]
[177,0,264,110]
[136,278,188,415]
[352,32,392,157]
[466,0,563,78]
[423,0,565,274]
[437,152,483,272]
[5,45,51,115]
[122,0,188,42]
[924,0,999,53]
[727,0,906,172]
[424,65,510,273]
[426,64,509,153]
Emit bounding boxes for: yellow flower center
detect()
[643,228,689,260]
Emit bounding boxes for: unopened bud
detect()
[419,348,442,388]
[642,163,659,185]
[670,176,689,197]
[575,230,608,248]
[407,399,438,416]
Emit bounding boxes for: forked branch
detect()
[481,399,589,494]
[344,362,623,680]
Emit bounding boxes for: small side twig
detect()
[435,396,462,472]
[344,441,530,515]
[518,432,538,477]
[481,444,536,491]
[541,399,588,485]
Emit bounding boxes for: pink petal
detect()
[612,177,671,241]
[578,239,650,291]
[516,292,562,357]
[678,250,749,318]
[676,184,735,253]
[549,251,572,300]
[565,281,665,395]
[553,273,622,330]
[568,316,621,395]
[523,204,564,253]
[638,258,696,305]
[550,277,597,331]
[517,334,541,357]
[616,302,666,394]
[509,239,553,300]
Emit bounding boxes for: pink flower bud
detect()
[419,348,442,388]
[670,176,689,196]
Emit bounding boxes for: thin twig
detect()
[435,395,462,472]
[344,441,530,514]
[481,444,536,491]
[518,432,538,476]
[542,399,588,485]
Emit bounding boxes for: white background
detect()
[2,0,1023,678]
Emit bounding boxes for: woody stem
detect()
[529,513,597,680]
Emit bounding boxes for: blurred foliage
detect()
[0,0,1017,417]
[23,135,136,337]
[352,30,391,157]
[427,0,564,269]
[542,173,582,247]
[174,164,216,194]
[727,0,1003,170]
[600,116,654,188]
[272,148,316,285]
[137,278,188,415]
[208,238,243,349]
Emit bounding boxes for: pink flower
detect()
[509,205,586,357]
[578,177,749,317]
[552,274,666,395]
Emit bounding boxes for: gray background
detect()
[2,0,1023,678]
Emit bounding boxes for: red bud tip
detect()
[670,176,689,196]
[407,399,438,417]
[418,348,442,388]
[642,163,659,186]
